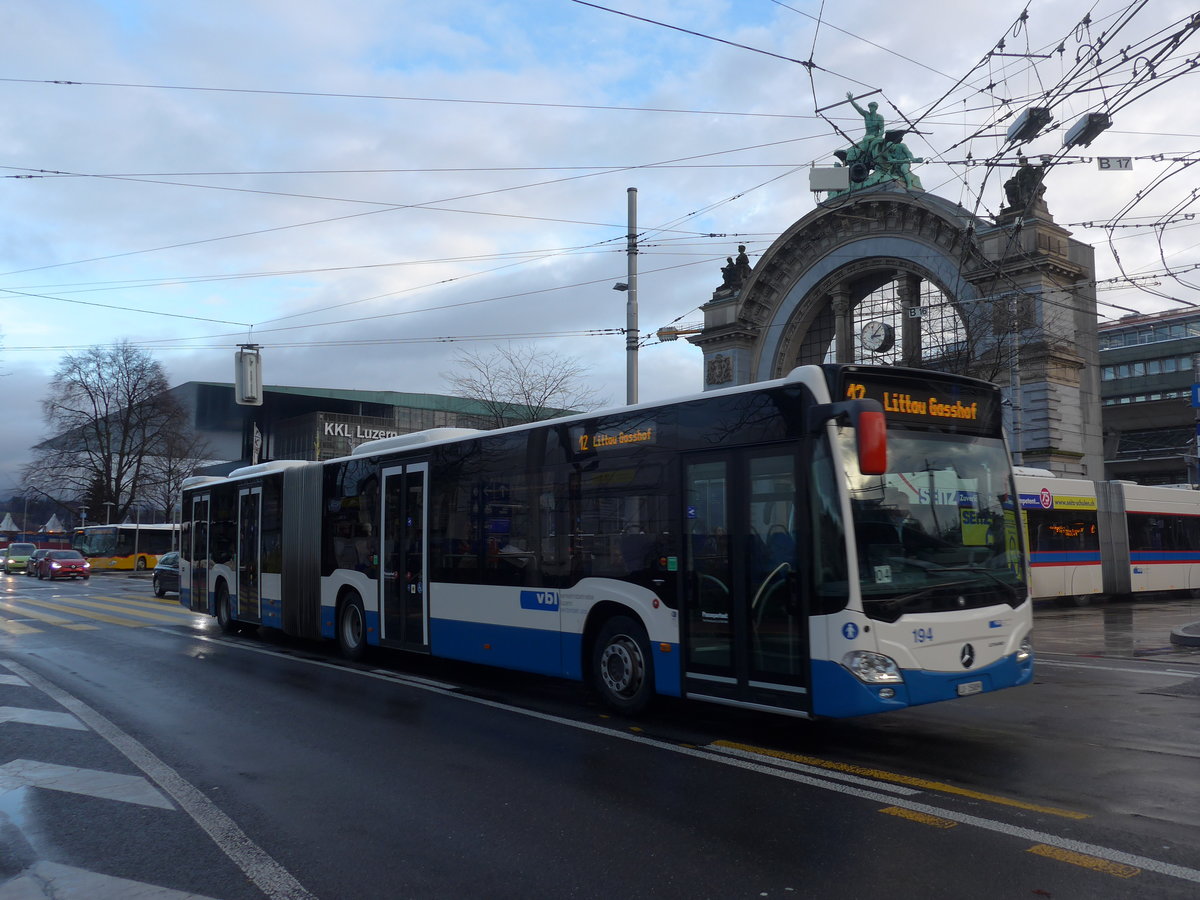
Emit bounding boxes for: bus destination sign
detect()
[841,373,1001,435]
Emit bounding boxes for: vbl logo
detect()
[520,590,560,611]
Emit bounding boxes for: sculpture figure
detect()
[734,245,752,282]
[827,93,924,196]
[1003,155,1046,211]
[716,246,754,294]
[847,92,885,154]
[876,136,924,191]
[720,257,738,289]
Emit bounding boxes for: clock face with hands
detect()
[860,320,895,353]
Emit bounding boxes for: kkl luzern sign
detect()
[324,422,400,441]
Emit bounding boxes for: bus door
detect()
[237,486,262,623]
[380,463,429,650]
[682,449,809,713]
[189,494,211,614]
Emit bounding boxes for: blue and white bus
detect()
[179,363,1033,719]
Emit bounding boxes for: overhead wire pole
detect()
[626,186,639,405]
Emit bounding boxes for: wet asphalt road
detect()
[1,574,1198,899]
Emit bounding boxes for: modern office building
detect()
[1098,308,1200,484]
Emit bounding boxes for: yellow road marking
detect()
[0,618,42,635]
[65,595,192,623]
[880,806,957,828]
[1028,844,1140,878]
[2,596,155,628]
[0,600,100,630]
[713,740,1088,819]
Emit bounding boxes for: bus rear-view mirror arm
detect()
[807,399,887,476]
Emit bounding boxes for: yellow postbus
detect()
[72,524,178,571]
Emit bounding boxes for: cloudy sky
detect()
[3,0,1198,495]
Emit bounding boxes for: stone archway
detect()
[689,183,1105,477]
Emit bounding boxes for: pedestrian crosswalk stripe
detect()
[30,595,190,624]
[0,758,173,808]
[0,706,87,730]
[1,861,223,900]
[1,597,151,628]
[0,618,42,635]
[0,600,99,630]
[87,594,195,619]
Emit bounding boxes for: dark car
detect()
[153,551,180,597]
[37,549,91,581]
[26,548,53,576]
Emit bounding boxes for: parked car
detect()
[25,548,53,576]
[36,549,91,581]
[2,543,37,574]
[153,551,180,597]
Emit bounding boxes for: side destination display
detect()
[841,372,1002,436]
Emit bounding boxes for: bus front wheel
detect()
[215,583,238,634]
[592,615,654,715]
[338,594,367,661]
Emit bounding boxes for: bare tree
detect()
[442,344,608,427]
[141,405,213,522]
[23,341,199,522]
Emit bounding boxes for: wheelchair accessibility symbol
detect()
[842,622,859,640]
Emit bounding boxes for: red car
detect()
[37,550,91,581]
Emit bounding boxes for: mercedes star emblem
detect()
[960,643,976,668]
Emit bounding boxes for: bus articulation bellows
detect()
[179,364,1033,719]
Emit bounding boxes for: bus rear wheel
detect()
[215,583,238,634]
[592,615,654,715]
[338,594,367,661]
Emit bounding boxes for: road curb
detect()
[1169,621,1200,647]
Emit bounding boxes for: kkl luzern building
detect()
[171,382,534,474]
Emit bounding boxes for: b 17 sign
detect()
[1097,157,1133,171]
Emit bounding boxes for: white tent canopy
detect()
[0,513,17,532]
[41,514,66,534]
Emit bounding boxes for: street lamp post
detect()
[103,502,115,524]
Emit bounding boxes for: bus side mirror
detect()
[854,409,887,475]
[808,399,888,476]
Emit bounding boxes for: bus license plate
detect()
[957,681,983,696]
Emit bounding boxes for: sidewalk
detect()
[1033,595,1200,665]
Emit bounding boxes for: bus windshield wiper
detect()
[930,565,1021,599]
[864,579,976,610]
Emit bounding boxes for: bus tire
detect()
[136,556,147,571]
[215,582,238,634]
[1055,595,1092,608]
[592,615,654,715]
[337,593,367,661]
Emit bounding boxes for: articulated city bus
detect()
[180,364,1033,719]
[72,523,178,571]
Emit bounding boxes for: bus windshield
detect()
[837,427,1026,622]
[74,528,117,557]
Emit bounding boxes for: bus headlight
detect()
[842,650,904,684]
[1016,637,1033,664]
